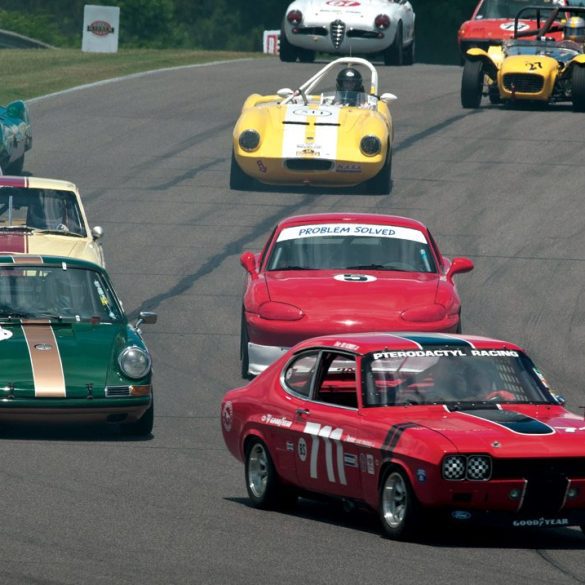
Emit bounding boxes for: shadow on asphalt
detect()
[0,422,154,442]
[233,180,394,197]
[226,495,585,549]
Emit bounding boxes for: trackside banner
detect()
[277,223,427,243]
[82,5,120,53]
[263,30,280,54]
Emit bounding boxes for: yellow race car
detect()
[461,5,585,111]
[230,57,396,195]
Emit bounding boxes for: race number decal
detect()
[302,422,347,484]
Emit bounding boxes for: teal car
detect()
[0,100,32,175]
[0,255,157,435]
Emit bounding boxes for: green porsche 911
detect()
[0,255,156,435]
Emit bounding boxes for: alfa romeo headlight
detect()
[360,135,381,156]
[239,130,260,152]
[118,346,152,379]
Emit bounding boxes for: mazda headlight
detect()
[239,130,260,152]
[118,346,152,379]
[360,136,381,156]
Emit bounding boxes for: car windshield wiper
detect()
[30,228,84,238]
[0,311,36,320]
[271,266,318,271]
[345,264,410,271]
[0,225,35,232]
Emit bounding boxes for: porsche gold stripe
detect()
[12,255,42,264]
[21,321,66,397]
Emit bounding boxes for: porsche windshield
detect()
[476,0,563,19]
[0,265,122,322]
[363,347,554,406]
[267,223,436,272]
[0,187,86,236]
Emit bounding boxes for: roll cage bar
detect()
[514,5,585,39]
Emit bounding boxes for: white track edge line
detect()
[28,57,253,104]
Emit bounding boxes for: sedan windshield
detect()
[0,265,123,322]
[363,347,554,406]
[476,0,564,19]
[267,223,436,272]
[0,187,86,236]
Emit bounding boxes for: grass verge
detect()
[0,48,262,103]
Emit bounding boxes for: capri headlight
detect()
[360,135,382,156]
[239,129,261,152]
[118,346,152,379]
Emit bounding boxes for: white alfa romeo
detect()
[280,0,415,65]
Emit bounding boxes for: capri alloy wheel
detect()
[247,442,270,500]
[379,468,420,539]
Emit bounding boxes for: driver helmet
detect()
[565,16,585,42]
[336,68,364,93]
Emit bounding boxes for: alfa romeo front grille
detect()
[503,73,544,94]
[286,159,333,171]
[105,386,131,397]
[330,20,345,49]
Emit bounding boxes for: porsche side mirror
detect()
[380,92,398,103]
[135,311,157,329]
[447,257,474,278]
[277,88,294,98]
[91,226,104,240]
[240,251,258,277]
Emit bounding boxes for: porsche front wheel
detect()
[572,65,585,112]
[230,150,254,191]
[379,468,421,540]
[461,59,484,109]
[122,400,154,437]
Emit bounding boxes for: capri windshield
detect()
[363,347,554,406]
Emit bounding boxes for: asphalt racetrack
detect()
[4,58,584,584]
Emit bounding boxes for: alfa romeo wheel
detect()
[383,25,403,66]
[279,29,299,63]
[461,59,484,109]
[403,40,415,66]
[379,468,421,540]
[572,65,585,112]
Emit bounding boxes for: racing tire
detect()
[245,439,297,510]
[461,59,484,109]
[571,65,585,112]
[456,317,462,334]
[230,150,254,191]
[403,40,415,66]
[383,25,404,66]
[580,524,585,536]
[365,147,392,195]
[6,154,24,175]
[240,310,251,379]
[379,467,422,540]
[121,400,154,437]
[488,83,501,105]
[299,48,316,63]
[279,29,299,63]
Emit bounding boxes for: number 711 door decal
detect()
[301,422,347,485]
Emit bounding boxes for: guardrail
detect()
[0,29,53,49]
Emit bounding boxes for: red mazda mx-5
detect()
[458,0,566,57]
[221,332,585,540]
[239,213,473,377]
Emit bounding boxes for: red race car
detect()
[221,332,585,540]
[239,213,473,377]
[458,0,566,57]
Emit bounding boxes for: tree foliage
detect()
[0,0,478,63]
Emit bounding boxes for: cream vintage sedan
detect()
[0,176,105,266]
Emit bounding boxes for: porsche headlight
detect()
[118,346,152,379]
[239,130,261,152]
[360,135,381,156]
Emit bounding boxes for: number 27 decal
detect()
[301,422,347,485]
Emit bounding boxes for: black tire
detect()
[403,40,415,66]
[240,310,251,379]
[299,48,316,63]
[580,524,585,536]
[461,59,484,109]
[383,25,403,66]
[365,146,392,195]
[572,65,585,112]
[122,401,154,437]
[229,149,254,191]
[456,316,462,334]
[6,154,24,175]
[379,467,422,540]
[279,29,298,63]
[245,439,296,510]
[488,83,501,105]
